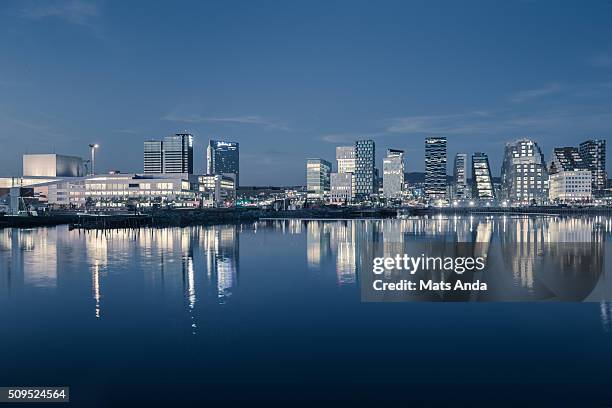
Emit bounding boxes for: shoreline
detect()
[1,206,611,229]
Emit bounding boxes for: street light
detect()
[88,144,99,175]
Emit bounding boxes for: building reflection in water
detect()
[298,215,608,302]
[201,225,239,304]
[0,216,610,322]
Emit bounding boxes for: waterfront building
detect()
[84,173,196,208]
[336,146,356,174]
[198,174,236,207]
[330,172,353,203]
[163,133,194,174]
[549,147,592,203]
[579,140,607,196]
[383,149,404,199]
[306,158,331,199]
[144,140,163,174]
[207,140,240,187]
[425,137,447,200]
[500,139,548,205]
[471,152,495,201]
[453,153,468,199]
[23,154,84,178]
[354,140,375,199]
[335,146,355,200]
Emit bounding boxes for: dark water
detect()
[1,216,612,406]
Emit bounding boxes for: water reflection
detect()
[0,216,610,323]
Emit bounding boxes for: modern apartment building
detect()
[471,152,495,201]
[579,140,607,196]
[549,147,592,202]
[500,139,548,205]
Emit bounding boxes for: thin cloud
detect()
[386,108,612,137]
[509,83,563,103]
[320,132,386,144]
[162,112,291,131]
[588,52,612,68]
[18,0,104,39]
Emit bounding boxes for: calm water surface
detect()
[1,215,612,406]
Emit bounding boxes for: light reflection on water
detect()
[1,216,612,404]
[0,215,610,318]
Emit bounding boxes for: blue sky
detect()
[0,0,610,185]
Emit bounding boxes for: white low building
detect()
[548,147,592,203]
[549,170,592,203]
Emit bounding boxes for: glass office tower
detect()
[425,137,447,200]
[306,158,332,199]
[163,133,194,174]
[144,140,163,174]
[207,140,240,186]
[382,149,404,199]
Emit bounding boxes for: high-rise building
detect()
[500,139,548,205]
[336,146,356,174]
[163,133,193,174]
[382,149,404,199]
[425,137,447,200]
[471,152,494,200]
[354,140,375,199]
[330,172,353,203]
[549,147,586,173]
[579,140,607,196]
[548,147,592,203]
[144,140,163,174]
[453,153,468,199]
[306,158,331,199]
[207,140,240,186]
[336,146,355,200]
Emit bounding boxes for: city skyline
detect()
[1,0,612,184]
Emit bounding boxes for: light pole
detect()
[88,144,99,175]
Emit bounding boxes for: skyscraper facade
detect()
[453,153,468,199]
[425,137,447,200]
[548,147,592,203]
[163,133,194,174]
[500,139,548,205]
[472,152,494,200]
[306,158,331,199]
[207,140,240,186]
[354,140,375,199]
[579,140,607,196]
[144,140,163,174]
[336,146,356,174]
[382,149,404,199]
